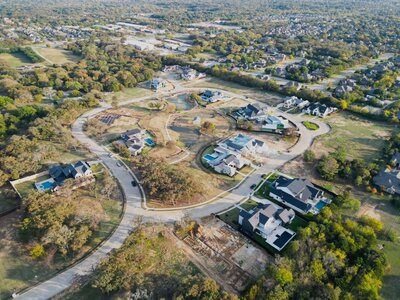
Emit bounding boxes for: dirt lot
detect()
[177,217,271,292]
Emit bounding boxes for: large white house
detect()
[203,134,267,176]
[239,203,296,251]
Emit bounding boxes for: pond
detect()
[167,94,194,111]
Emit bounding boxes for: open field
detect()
[182,77,284,106]
[0,52,33,68]
[105,87,153,102]
[34,47,80,64]
[313,112,393,161]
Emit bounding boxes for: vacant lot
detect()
[182,77,284,106]
[313,112,392,161]
[105,87,153,102]
[0,52,33,68]
[34,47,80,64]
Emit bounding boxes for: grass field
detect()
[105,87,153,102]
[34,47,80,65]
[182,77,284,106]
[313,112,393,161]
[0,52,33,68]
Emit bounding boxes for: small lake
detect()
[167,94,195,111]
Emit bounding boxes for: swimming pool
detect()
[35,178,56,191]
[145,138,156,147]
[315,200,328,210]
[203,154,216,161]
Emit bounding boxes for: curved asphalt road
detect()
[16,81,329,299]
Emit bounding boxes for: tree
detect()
[111,95,118,109]
[318,155,339,180]
[30,244,46,259]
[303,149,316,162]
[201,121,216,134]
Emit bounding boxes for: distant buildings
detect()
[269,175,332,214]
[181,66,206,81]
[239,203,296,251]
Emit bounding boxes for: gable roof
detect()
[270,186,313,213]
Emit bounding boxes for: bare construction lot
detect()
[178,218,271,292]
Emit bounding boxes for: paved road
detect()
[16,80,329,299]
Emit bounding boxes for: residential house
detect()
[282,96,309,109]
[221,134,268,155]
[149,79,166,91]
[373,153,400,195]
[181,67,197,80]
[202,133,267,176]
[235,103,267,120]
[302,102,337,118]
[269,175,330,214]
[121,129,147,155]
[201,90,222,103]
[239,203,296,251]
[261,116,289,132]
[35,161,94,192]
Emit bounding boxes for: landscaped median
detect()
[302,120,320,131]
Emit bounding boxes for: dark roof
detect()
[391,153,400,165]
[275,176,322,202]
[246,103,261,113]
[273,231,295,249]
[373,170,400,194]
[270,187,312,213]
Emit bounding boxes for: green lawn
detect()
[302,121,319,131]
[240,199,259,211]
[287,216,308,232]
[0,52,33,68]
[218,207,241,229]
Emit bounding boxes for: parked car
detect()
[250,184,257,189]
[116,162,122,167]
[131,180,137,187]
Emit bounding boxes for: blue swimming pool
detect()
[203,154,216,161]
[315,200,328,210]
[145,138,156,147]
[35,178,56,191]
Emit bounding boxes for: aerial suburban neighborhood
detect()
[0,0,399,300]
